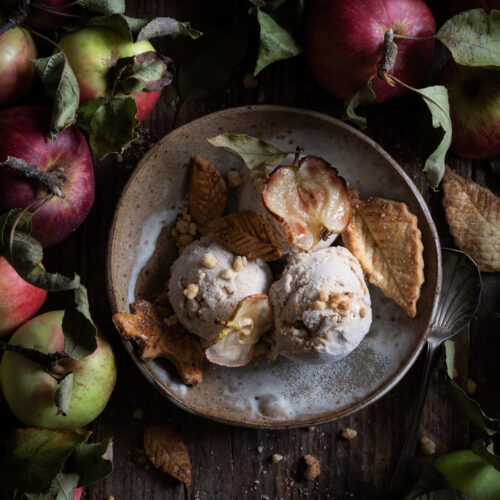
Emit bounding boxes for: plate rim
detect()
[106,104,442,429]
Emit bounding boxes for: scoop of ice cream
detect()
[269,246,372,363]
[238,168,338,254]
[168,235,273,342]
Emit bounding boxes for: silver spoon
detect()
[390,248,482,494]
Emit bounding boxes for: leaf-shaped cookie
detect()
[144,426,191,484]
[442,167,500,272]
[208,211,282,261]
[342,190,424,318]
[188,155,228,227]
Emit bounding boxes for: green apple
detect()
[0,310,116,430]
[58,27,161,121]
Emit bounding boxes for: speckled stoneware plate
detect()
[107,105,442,428]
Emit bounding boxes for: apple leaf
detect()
[26,472,80,500]
[89,14,147,41]
[79,0,125,15]
[68,439,114,487]
[471,440,500,472]
[436,9,500,67]
[344,77,376,129]
[208,133,289,170]
[136,17,202,41]
[177,28,247,101]
[0,428,89,493]
[110,52,175,95]
[444,340,500,435]
[32,53,80,140]
[54,372,74,416]
[76,96,139,159]
[254,8,302,76]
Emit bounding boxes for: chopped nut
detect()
[133,408,145,420]
[220,268,234,280]
[233,255,248,272]
[466,378,477,395]
[164,314,178,326]
[311,300,326,311]
[202,252,218,268]
[188,222,198,236]
[176,220,190,234]
[181,212,191,222]
[341,428,357,440]
[198,271,206,280]
[304,454,320,480]
[420,437,436,455]
[360,307,368,318]
[318,290,328,302]
[243,72,259,89]
[178,234,193,246]
[183,283,199,300]
[227,169,243,188]
[257,446,263,453]
[338,300,350,311]
[271,454,283,463]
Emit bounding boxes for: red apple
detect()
[438,61,500,159]
[0,105,95,247]
[0,16,38,107]
[303,0,436,103]
[58,27,162,122]
[0,257,47,337]
[25,0,78,31]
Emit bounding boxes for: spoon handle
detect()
[390,337,441,494]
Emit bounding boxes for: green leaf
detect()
[32,53,80,139]
[76,96,139,158]
[413,85,452,189]
[0,428,89,493]
[90,14,148,41]
[54,372,74,416]
[136,17,202,41]
[254,9,302,75]
[79,0,125,15]
[444,341,500,435]
[471,440,500,472]
[344,77,376,129]
[26,472,80,500]
[177,28,247,101]
[208,133,289,169]
[62,283,97,360]
[68,439,113,487]
[436,9,500,67]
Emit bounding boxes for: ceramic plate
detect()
[107,105,441,428]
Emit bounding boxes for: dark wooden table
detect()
[6,1,500,499]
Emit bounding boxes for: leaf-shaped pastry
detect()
[208,211,282,261]
[188,155,228,228]
[342,190,424,318]
[144,426,191,484]
[442,167,500,272]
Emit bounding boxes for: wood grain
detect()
[1,1,499,499]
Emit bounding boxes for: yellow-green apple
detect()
[303,0,436,103]
[438,61,500,159]
[0,105,95,247]
[0,257,47,337]
[0,15,38,107]
[58,27,162,122]
[0,310,117,431]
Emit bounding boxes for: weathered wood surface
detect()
[2,1,499,499]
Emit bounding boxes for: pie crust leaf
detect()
[208,211,282,261]
[442,167,500,272]
[112,300,203,386]
[188,155,228,228]
[144,426,191,484]
[342,190,425,318]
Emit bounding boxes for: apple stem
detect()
[293,146,304,168]
[392,33,436,42]
[30,2,81,18]
[0,340,67,372]
[0,0,31,35]
[377,29,398,86]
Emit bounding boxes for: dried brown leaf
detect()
[144,426,191,484]
[442,167,500,272]
[208,211,282,261]
[342,190,424,318]
[112,300,203,386]
[188,155,228,228]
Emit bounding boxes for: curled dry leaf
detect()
[262,155,352,251]
[112,300,202,386]
[342,190,424,318]
[442,167,500,272]
[144,426,191,484]
[208,211,282,261]
[205,294,273,367]
[188,155,228,229]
